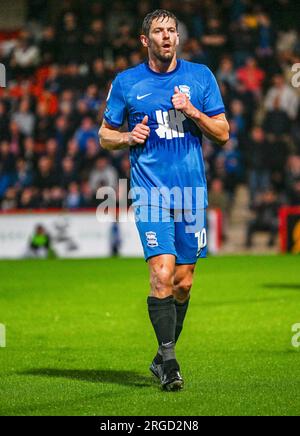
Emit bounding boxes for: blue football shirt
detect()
[104,59,225,209]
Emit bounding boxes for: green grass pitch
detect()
[0,255,300,416]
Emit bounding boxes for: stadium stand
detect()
[0,0,300,250]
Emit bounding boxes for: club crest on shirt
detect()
[146,231,158,248]
[179,85,191,99]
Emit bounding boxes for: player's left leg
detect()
[172,208,207,345]
[173,264,195,342]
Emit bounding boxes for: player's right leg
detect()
[134,205,184,390]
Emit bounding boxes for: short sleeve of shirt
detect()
[104,75,127,128]
[202,67,225,117]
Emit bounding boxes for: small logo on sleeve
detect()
[146,231,158,247]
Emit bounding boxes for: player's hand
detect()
[172,86,195,117]
[128,116,150,146]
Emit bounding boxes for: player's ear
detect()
[176,32,179,47]
[140,34,149,48]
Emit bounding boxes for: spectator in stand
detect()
[44,65,63,94]
[65,139,82,172]
[14,158,33,189]
[12,98,35,137]
[10,30,40,78]
[230,14,259,66]
[74,100,93,126]
[82,84,102,114]
[65,182,82,209]
[82,19,106,64]
[112,22,139,59]
[40,188,51,208]
[18,187,39,209]
[182,38,208,65]
[245,190,280,248]
[0,141,15,176]
[217,57,237,90]
[87,58,111,90]
[1,0,300,221]
[57,12,82,64]
[256,12,276,59]
[178,0,204,39]
[89,156,118,193]
[48,186,65,208]
[217,139,242,199]
[34,156,58,190]
[45,138,61,172]
[54,115,72,151]
[202,17,227,71]
[34,102,54,143]
[81,180,97,208]
[245,126,271,204]
[106,0,135,39]
[60,157,78,188]
[1,187,18,211]
[81,137,101,176]
[237,57,265,98]
[229,99,246,137]
[75,116,98,152]
[7,120,25,157]
[263,95,292,139]
[61,63,85,93]
[22,137,36,168]
[264,74,299,121]
[39,26,58,65]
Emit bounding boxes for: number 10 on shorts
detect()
[0,324,6,348]
[195,229,207,256]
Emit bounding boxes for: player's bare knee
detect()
[174,280,192,302]
[150,266,174,298]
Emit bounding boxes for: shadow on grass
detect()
[263,284,300,291]
[20,368,156,388]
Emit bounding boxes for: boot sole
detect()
[162,379,184,391]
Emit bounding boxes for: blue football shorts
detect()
[133,205,207,264]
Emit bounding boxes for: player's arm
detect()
[99,74,150,150]
[172,86,229,146]
[99,116,150,151]
[186,110,229,146]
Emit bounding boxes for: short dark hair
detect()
[142,9,178,37]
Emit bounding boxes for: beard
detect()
[151,45,176,63]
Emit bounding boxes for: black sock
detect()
[175,296,190,343]
[155,296,190,361]
[147,295,176,362]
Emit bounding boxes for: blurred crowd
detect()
[0,0,300,239]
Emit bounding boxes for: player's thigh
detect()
[174,209,207,265]
[134,205,177,262]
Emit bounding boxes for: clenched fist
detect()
[128,115,150,145]
[172,86,195,118]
